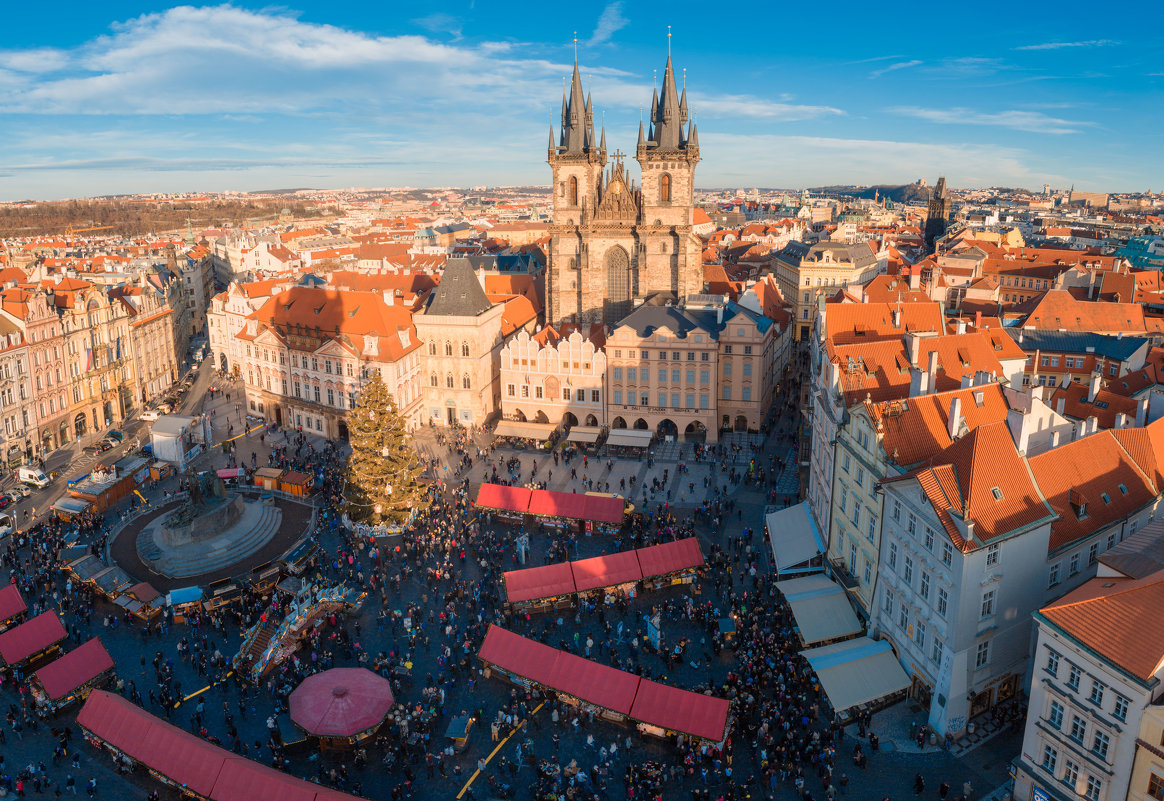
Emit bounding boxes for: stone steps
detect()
[137,502,283,578]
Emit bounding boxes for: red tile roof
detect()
[868,384,1010,469]
[824,302,943,345]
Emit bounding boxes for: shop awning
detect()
[765,502,825,574]
[51,497,91,516]
[34,637,114,700]
[167,586,204,606]
[217,468,246,479]
[571,551,642,593]
[566,426,603,444]
[503,562,576,604]
[635,537,705,578]
[801,637,911,714]
[475,483,532,515]
[479,625,560,688]
[528,489,590,520]
[494,420,558,440]
[774,575,862,646]
[631,679,730,743]
[0,612,66,665]
[551,649,639,715]
[0,585,27,623]
[605,429,653,448]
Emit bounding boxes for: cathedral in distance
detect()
[546,44,704,326]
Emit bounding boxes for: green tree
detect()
[343,371,429,526]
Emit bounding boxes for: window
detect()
[863,558,872,584]
[1091,732,1110,760]
[1041,745,1059,773]
[1089,680,1105,706]
[701,352,709,362]
[744,345,753,355]
[659,173,671,203]
[907,514,916,535]
[849,541,857,569]
[1147,773,1164,800]
[892,500,901,520]
[867,516,877,542]
[1070,553,1080,576]
[1049,563,1061,588]
[942,541,953,567]
[700,394,708,409]
[980,590,995,618]
[743,362,752,377]
[1068,664,1082,691]
[463,375,472,389]
[700,369,709,384]
[686,369,695,383]
[723,385,731,401]
[1063,760,1079,789]
[687,352,694,361]
[1088,544,1098,565]
[986,544,999,567]
[742,387,751,402]
[903,556,913,584]
[658,392,666,407]
[612,367,622,381]
[591,390,600,403]
[937,588,948,617]
[446,375,454,388]
[931,641,942,665]
[313,386,321,403]
[627,367,636,382]
[722,362,731,377]
[883,591,893,614]
[924,528,934,551]
[1069,715,1086,744]
[1114,694,1129,722]
[685,394,694,408]
[1046,650,1060,677]
[888,542,897,570]
[843,453,851,473]
[613,390,622,405]
[326,388,334,405]
[1048,701,1064,729]
[975,640,990,669]
[915,622,926,648]
[855,467,864,487]
[461,343,470,357]
[898,606,908,631]
[920,572,930,600]
[325,359,332,374]
[641,351,649,360]
[1085,775,1101,801]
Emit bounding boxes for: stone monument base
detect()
[136,495,283,578]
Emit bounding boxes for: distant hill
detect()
[811,184,934,204]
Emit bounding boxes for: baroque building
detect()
[546,47,703,326]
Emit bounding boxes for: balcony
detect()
[829,558,860,590]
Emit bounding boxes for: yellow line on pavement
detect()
[173,671,234,707]
[455,701,544,799]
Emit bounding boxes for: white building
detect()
[500,328,606,427]
[1014,566,1164,801]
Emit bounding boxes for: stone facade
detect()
[500,330,606,427]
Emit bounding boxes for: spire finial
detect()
[573,31,578,63]
[683,67,686,89]
[653,69,657,89]
[667,26,672,58]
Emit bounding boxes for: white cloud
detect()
[870,60,922,78]
[0,47,70,73]
[413,13,463,39]
[1016,40,1119,51]
[893,106,1094,134]
[588,3,629,47]
[691,93,843,121]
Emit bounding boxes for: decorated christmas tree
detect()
[343,370,429,526]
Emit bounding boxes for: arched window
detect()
[568,176,578,206]
[428,343,436,355]
[461,342,470,357]
[462,374,471,389]
[446,374,454,388]
[429,373,438,386]
[444,342,453,356]
[660,174,672,203]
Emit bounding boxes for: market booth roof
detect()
[565,426,603,444]
[801,637,910,714]
[0,611,66,665]
[529,489,589,520]
[494,420,557,440]
[571,551,642,593]
[581,493,626,524]
[213,758,319,801]
[551,648,639,715]
[0,585,26,623]
[605,429,653,448]
[289,667,394,738]
[503,562,576,604]
[774,574,862,646]
[479,625,560,688]
[630,679,731,743]
[475,483,532,515]
[34,637,114,700]
[635,537,705,578]
[765,502,825,574]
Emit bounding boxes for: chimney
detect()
[892,307,901,328]
[1137,396,1149,428]
[956,318,967,335]
[907,332,921,367]
[1051,429,1061,448]
[948,396,963,440]
[1086,415,1098,436]
[927,349,939,392]
[382,291,394,306]
[1018,329,1025,344]
[1088,371,1102,403]
[909,269,920,291]
[961,374,972,389]
[975,310,982,329]
[1116,412,1129,429]
[1056,396,1066,416]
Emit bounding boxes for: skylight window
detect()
[991,487,1003,501]
[1101,493,1111,504]
[1118,484,1128,495]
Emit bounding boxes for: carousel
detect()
[289,667,394,749]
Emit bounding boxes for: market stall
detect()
[635,537,706,591]
[493,420,558,448]
[30,637,115,713]
[253,467,285,492]
[166,586,204,623]
[289,667,394,748]
[502,562,576,613]
[528,489,626,533]
[564,425,604,453]
[474,483,533,524]
[774,574,863,647]
[629,678,731,745]
[604,428,653,456]
[571,551,641,603]
[0,585,27,632]
[0,611,67,670]
[279,471,313,498]
[765,502,825,578]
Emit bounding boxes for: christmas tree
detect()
[343,370,429,526]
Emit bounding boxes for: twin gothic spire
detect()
[549,38,697,158]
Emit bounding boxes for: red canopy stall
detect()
[474,483,532,522]
[0,585,27,631]
[571,551,642,598]
[629,679,731,743]
[0,611,67,668]
[289,667,394,744]
[635,537,706,590]
[31,637,115,711]
[502,562,576,611]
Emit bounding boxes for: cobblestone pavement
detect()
[0,351,1020,801]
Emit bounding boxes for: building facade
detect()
[546,52,703,326]
[500,329,606,427]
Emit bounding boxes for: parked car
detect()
[106,430,125,442]
[141,409,162,421]
[4,490,24,505]
[83,440,114,455]
[0,495,11,510]
[7,486,30,499]
[17,466,50,488]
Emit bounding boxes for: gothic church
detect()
[546,47,704,326]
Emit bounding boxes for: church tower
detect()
[546,39,705,327]
[635,44,702,302]
[924,176,950,251]
[547,54,607,326]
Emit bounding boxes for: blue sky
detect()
[0,1,1160,200]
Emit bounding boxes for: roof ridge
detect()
[1045,570,1164,611]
